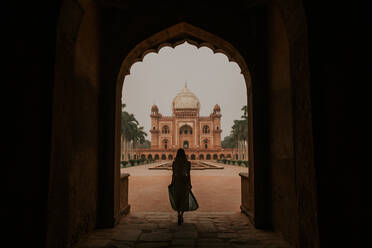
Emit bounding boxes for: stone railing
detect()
[239,172,254,223]
[120,173,131,217]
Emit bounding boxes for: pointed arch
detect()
[114,21,254,237]
[116,22,252,90]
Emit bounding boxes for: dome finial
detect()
[184,81,187,88]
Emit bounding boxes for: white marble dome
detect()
[172,84,200,109]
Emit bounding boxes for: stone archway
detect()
[114,23,253,225]
[48,3,319,246]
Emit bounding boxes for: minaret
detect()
[150,104,161,149]
[212,104,222,148]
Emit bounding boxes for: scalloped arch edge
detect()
[117,22,252,89]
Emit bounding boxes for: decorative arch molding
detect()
[47,1,321,248]
[116,22,252,89]
[111,8,317,247]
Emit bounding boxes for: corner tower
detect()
[211,104,222,148]
[150,104,161,149]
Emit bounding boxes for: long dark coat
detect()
[168,159,198,211]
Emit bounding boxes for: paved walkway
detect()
[76,212,292,248]
[121,162,248,212]
[75,164,291,248]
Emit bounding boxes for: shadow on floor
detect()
[76,212,292,248]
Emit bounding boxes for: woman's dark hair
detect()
[175,148,187,160]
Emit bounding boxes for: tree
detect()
[222,134,237,148]
[137,139,151,148]
[132,125,147,149]
[241,105,248,120]
[121,104,148,159]
[233,105,248,142]
[222,105,248,149]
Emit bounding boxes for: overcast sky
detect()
[122,42,247,140]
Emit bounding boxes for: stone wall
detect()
[45,1,319,247]
[18,0,355,247]
[266,4,298,243]
[120,173,130,216]
[46,1,101,247]
[239,172,251,219]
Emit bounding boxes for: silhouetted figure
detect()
[168,148,198,225]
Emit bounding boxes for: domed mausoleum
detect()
[172,84,200,112]
[135,84,239,161]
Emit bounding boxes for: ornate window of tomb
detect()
[162,125,169,134]
[203,125,210,134]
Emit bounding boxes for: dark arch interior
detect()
[23,2,354,248]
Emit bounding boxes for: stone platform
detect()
[149,161,224,170]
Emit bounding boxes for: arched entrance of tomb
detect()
[183,141,189,149]
[116,21,253,221]
[114,17,317,238]
[99,8,316,246]
[48,2,319,248]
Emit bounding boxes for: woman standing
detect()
[168,148,198,224]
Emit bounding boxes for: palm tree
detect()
[241,105,248,120]
[222,134,237,148]
[226,105,249,160]
[132,125,147,149]
[121,103,147,160]
[237,105,248,141]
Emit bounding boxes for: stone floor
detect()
[75,212,292,248]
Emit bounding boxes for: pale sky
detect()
[122,42,247,140]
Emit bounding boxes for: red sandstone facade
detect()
[135,84,238,160]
